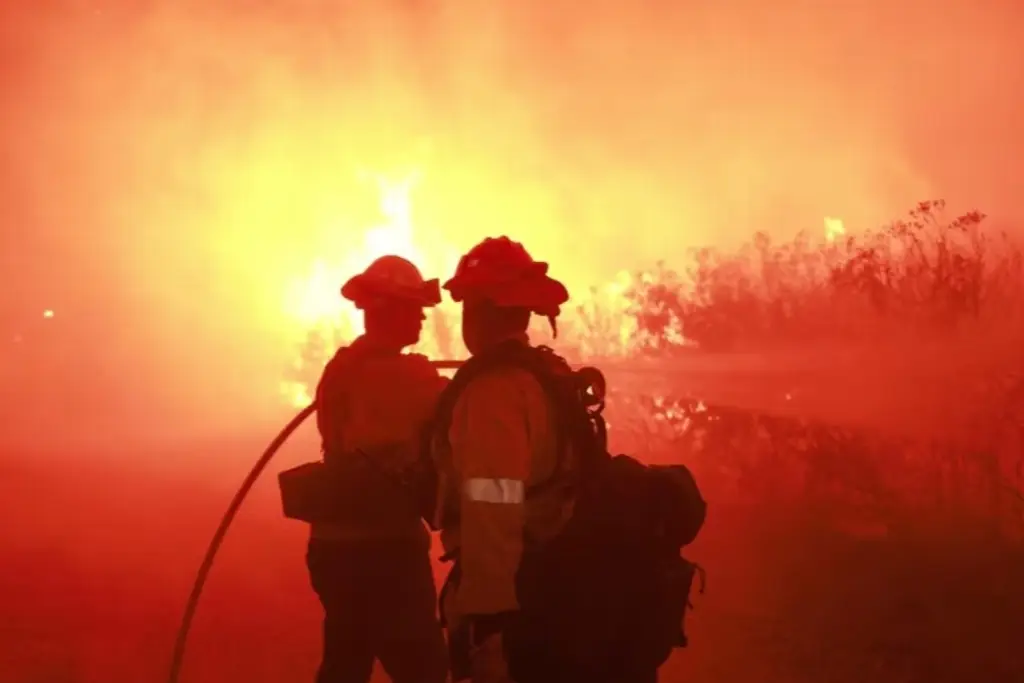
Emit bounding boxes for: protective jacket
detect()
[431,335,575,624]
[312,334,447,543]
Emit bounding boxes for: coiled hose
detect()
[167,403,316,683]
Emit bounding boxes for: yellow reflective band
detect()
[464,478,525,504]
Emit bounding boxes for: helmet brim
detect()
[342,274,442,309]
[443,266,568,317]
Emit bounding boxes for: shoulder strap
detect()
[429,341,608,498]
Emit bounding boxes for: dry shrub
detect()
[618,201,1024,539]
[288,201,1024,537]
[627,200,1023,350]
[283,204,1024,683]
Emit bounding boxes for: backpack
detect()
[431,341,707,676]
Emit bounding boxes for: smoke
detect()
[2,0,1021,443]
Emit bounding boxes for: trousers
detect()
[307,536,448,683]
[442,560,659,683]
[462,631,659,683]
[447,620,659,683]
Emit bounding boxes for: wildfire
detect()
[279,165,849,409]
[824,216,846,243]
[284,172,430,327]
[277,165,642,407]
[280,169,462,406]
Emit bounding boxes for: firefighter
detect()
[308,255,448,683]
[430,236,580,683]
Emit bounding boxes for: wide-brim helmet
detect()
[341,255,442,310]
[443,237,568,318]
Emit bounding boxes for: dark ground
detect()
[1,432,1022,683]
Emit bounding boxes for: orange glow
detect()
[278,166,857,408]
[824,217,846,243]
[281,170,444,335]
[6,0,1022,432]
[279,169,463,406]
[5,6,1024,683]
[278,166,648,407]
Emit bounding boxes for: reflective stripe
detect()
[464,478,525,504]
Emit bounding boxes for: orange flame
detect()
[279,166,848,407]
[824,216,846,243]
[280,169,461,406]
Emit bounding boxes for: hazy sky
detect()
[2,0,1022,434]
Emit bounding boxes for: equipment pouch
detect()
[278,461,340,523]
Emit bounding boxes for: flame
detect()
[572,269,641,357]
[281,381,313,409]
[280,169,462,406]
[278,167,687,407]
[824,216,846,243]
[284,172,425,330]
[280,169,856,409]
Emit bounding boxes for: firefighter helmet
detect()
[443,236,569,317]
[341,255,441,310]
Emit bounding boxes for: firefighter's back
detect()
[312,336,443,544]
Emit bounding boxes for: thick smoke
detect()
[2,0,1021,445]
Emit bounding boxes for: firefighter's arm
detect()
[405,352,450,395]
[449,370,532,616]
[314,353,345,449]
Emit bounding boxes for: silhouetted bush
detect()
[625,201,1022,351]
[614,201,1024,538]
[289,201,1024,538]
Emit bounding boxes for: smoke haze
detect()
[2,0,1022,442]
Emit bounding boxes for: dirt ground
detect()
[2,432,1022,683]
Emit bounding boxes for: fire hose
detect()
[167,347,885,682]
[167,360,466,683]
[167,402,314,683]
[165,351,796,682]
